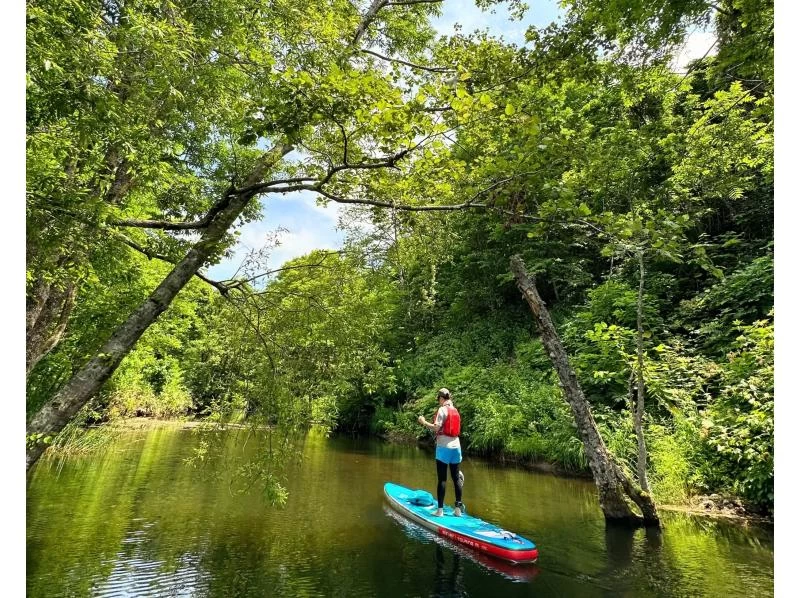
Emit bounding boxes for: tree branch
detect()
[359,48,455,73]
[706,1,732,16]
[114,231,233,295]
[224,251,343,289]
[336,120,350,166]
[351,0,390,48]
[110,217,212,230]
[386,0,443,5]
[233,147,411,196]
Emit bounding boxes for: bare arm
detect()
[418,413,441,433]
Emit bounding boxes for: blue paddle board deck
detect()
[383,482,538,563]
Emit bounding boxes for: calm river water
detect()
[27,424,773,597]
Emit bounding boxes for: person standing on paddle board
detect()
[417,388,464,517]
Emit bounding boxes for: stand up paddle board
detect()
[384,482,538,564]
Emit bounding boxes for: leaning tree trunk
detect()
[510,255,659,526]
[26,142,292,470]
[634,251,650,492]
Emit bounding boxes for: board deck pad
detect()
[383,482,539,564]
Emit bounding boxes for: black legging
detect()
[436,459,463,509]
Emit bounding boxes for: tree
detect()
[26,0,528,468]
[511,255,659,526]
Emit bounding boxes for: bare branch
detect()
[359,48,455,73]
[268,180,607,236]
[318,147,410,186]
[386,0,443,5]
[670,38,718,89]
[423,105,454,113]
[234,147,411,196]
[336,121,350,166]
[111,217,211,230]
[260,177,320,186]
[224,251,343,289]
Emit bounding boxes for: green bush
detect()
[647,421,695,503]
[678,254,774,354]
[105,350,193,419]
[700,315,774,510]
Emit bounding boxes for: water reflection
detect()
[383,504,540,585]
[432,544,464,598]
[604,523,663,569]
[27,426,773,597]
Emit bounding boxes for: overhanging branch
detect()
[233,147,411,196]
[223,250,343,290]
[111,216,211,230]
[359,48,455,73]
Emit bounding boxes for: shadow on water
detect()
[604,523,663,571]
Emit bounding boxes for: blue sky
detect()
[433,0,562,42]
[208,190,346,281]
[207,1,564,281]
[206,0,711,281]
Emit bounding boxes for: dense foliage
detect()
[28,0,773,512]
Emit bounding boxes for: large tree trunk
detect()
[634,251,650,492]
[25,250,80,376]
[510,255,659,527]
[26,142,292,470]
[26,278,77,376]
[26,145,133,379]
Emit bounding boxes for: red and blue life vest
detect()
[434,405,461,437]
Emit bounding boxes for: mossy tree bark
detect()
[26,273,76,376]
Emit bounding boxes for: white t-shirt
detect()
[435,401,461,449]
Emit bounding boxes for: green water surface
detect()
[26,425,774,597]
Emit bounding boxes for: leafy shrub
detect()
[678,254,774,354]
[105,350,193,419]
[700,315,774,510]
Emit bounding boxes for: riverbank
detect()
[58,417,772,524]
[385,428,773,525]
[659,496,773,526]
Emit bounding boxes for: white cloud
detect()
[269,228,341,267]
[205,190,346,280]
[671,27,718,72]
[432,0,562,45]
[279,191,342,226]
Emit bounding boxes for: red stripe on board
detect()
[437,527,539,563]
